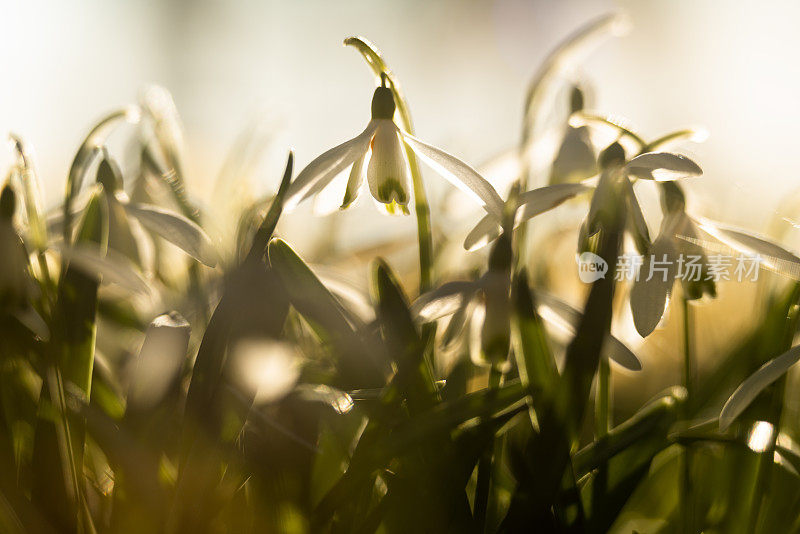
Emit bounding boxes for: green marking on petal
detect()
[377,178,409,204]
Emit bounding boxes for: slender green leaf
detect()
[720,344,800,431]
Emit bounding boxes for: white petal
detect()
[623,177,650,251]
[469,302,487,367]
[625,152,702,181]
[285,121,377,211]
[629,234,678,337]
[464,215,502,252]
[463,183,590,251]
[402,130,505,220]
[124,203,218,267]
[719,345,800,431]
[312,167,351,216]
[693,217,800,279]
[367,120,411,214]
[411,280,482,321]
[341,151,367,210]
[517,182,591,221]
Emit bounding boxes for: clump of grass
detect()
[2,13,800,534]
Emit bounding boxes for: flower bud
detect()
[0,185,16,220]
[659,181,686,214]
[570,85,585,114]
[599,141,626,170]
[371,74,396,120]
[96,153,122,193]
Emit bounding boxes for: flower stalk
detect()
[681,295,695,533]
[344,37,434,292]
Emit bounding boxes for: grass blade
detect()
[720,344,800,431]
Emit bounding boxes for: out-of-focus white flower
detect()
[465,143,703,252]
[411,276,642,371]
[285,75,504,218]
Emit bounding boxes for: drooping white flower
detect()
[285,75,504,219]
[464,142,703,251]
[410,275,642,371]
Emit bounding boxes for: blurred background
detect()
[4,0,800,229]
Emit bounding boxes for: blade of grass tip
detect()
[174,199,294,530]
[245,152,293,262]
[182,155,292,425]
[344,36,433,293]
[62,106,140,244]
[32,191,107,532]
[371,259,437,414]
[269,238,384,387]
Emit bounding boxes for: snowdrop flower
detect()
[464,141,703,252]
[548,87,597,185]
[410,269,642,371]
[93,150,218,267]
[629,182,716,337]
[285,74,504,218]
[581,142,703,254]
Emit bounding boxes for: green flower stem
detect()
[645,129,703,151]
[682,298,694,402]
[345,37,434,292]
[474,365,503,530]
[680,296,695,533]
[573,112,648,150]
[595,355,611,437]
[748,283,800,531]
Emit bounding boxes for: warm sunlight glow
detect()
[747,421,775,453]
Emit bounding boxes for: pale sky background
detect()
[3,0,800,244]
